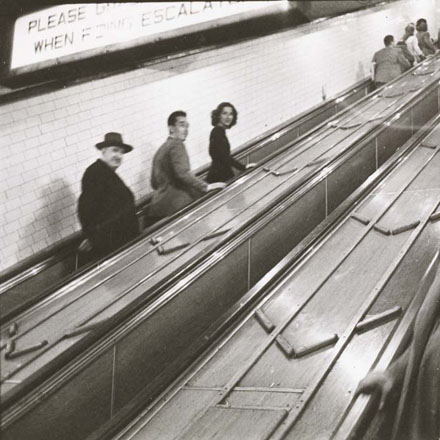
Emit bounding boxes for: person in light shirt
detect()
[400,23,424,64]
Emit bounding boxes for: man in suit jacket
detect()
[147,111,225,222]
[372,35,411,89]
[78,132,139,260]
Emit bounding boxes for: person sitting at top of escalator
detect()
[206,102,256,183]
[416,18,437,57]
[146,111,226,226]
[372,35,411,89]
[354,259,440,440]
[78,132,139,261]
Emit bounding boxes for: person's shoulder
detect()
[211,126,225,139]
[373,47,385,59]
[83,159,101,175]
[167,137,185,152]
[212,126,225,134]
[81,160,105,186]
[167,138,187,159]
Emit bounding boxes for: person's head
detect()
[168,110,189,141]
[211,102,238,128]
[416,18,428,32]
[101,146,125,170]
[384,35,394,47]
[405,23,415,36]
[95,132,133,170]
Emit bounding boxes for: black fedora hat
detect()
[96,132,133,153]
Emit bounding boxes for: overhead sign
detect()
[10,2,284,71]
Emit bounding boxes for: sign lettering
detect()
[11,2,283,70]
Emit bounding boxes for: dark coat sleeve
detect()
[210,128,246,172]
[78,167,103,237]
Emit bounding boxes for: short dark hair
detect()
[416,18,427,32]
[384,35,394,46]
[168,110,186,127]
[211,102,238,127]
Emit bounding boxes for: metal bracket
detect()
[275,333,339,359]
[4,340,15,356]
[391,220,420,235]
[412,69,435,76]
[420,142,437,149]
[356,306,402,333]
[429,211,440,222]
[351,212,370,225]
[157,242,190,255]
[275,334,295,358]
[150,236,162,245]
[201,229,230,241]
[305,157,327,168]
[277,167,299,176]
[64,319,109,338]
[294,334,339,358]
[329,122,361,130]
[263,166,299,176]
[255,309,275,332]
[5,340,48,360]
[373,224,391,235]
[8,323,18,337]
[263,167,280,177]
[378,91,405,98]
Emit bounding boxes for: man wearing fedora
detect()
[78,132,139,260]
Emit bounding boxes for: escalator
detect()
[0,78,371,322]
[111,110,440,440]
[1,58,440,440]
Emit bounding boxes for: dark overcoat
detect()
[206,126,245,183]
[148,136,207,217]
[78,159,139,255]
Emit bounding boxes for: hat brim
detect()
[96,141,133,153]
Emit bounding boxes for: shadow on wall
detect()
[134,148,153,199]
[356,61,367,82]
[20,178,77,259]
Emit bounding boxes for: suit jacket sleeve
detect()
[210,128,246,171]
[78,168,102,237]
[396,49,411,71]
[169,142,207,193]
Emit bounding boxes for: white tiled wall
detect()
[1,0,439,271]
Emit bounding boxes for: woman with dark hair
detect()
[206,102,255,183]
[416,18,437,56]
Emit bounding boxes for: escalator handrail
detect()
[86,113,440,440]
[1,54,434,317]
[0,77,371,287]
[3,78,438,412]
